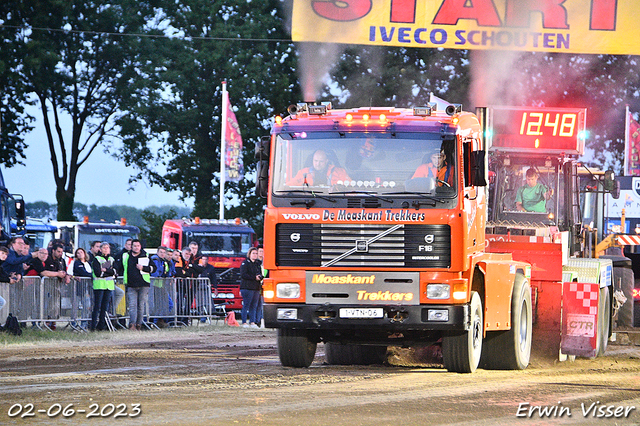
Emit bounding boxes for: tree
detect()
[324,45,471,108]
[3,0,162,220]
[469,52,640,173]
[0,4,32,166]
[117,0,300,230]
[139,208,177,248]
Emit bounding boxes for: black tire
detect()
[324,343,387,365]
[277,328,317,368]
[597,286,611,356]
[442,291,483,373]
[480,273,532,370]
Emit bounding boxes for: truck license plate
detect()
[339,308,384,319]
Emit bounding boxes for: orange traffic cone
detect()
[225,311,240,327]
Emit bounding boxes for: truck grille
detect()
[276,223,450,268]
[215,267,241,286]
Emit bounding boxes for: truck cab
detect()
[0,167,26,246]
[258,103,530,372]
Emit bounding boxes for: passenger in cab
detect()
[515,168,552,212]
[288,149,351,186]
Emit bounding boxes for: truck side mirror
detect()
[472,150,487,187]
[255,136,270,161]
[603,169,620,199]
[255,136,270,198]
[14,196,26,230]
[611,179,620,199]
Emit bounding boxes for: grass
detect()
[0,321,268,346]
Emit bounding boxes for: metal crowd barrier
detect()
[0,276,227,331]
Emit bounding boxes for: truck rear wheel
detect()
[442,291,483,373]
[277,329,317,368]
[596,286,611,357]
[324,343,387,365]
[480,273,532,370]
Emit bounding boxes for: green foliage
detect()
[1,0,164,220]
[25,201,190,230]
[324,45,470,108]
[116,0,299,230]
[506,53,640,173]
[139,208,177,248]
[0,1,32,166]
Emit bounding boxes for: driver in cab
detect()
[288,149,351,186]
[515,168,552,212]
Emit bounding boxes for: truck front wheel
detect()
[480,273,532,370]
[442,291,483,373]
[596,286,611,357]
[277,328,317,368]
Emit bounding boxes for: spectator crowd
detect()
[0,236,263,332]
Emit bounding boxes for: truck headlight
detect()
[276,283,300,299]
[427,309,449,321]
[426,284,450,299]
[277,308,298,320]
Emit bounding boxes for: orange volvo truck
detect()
[256,103,612,372]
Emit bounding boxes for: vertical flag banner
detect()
[224,92,244,183]
[627,111,640,176]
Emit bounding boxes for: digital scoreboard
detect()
[487,106,587,155]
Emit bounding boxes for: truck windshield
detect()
[0,195,10,242]
[272,133,456,197]
[77,233,137,254]
[186,233,252,257]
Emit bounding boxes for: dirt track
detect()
[1,326,640,425]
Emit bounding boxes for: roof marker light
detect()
[363,113,370,121]
[413,106,432,116]
[346,114,353,122]
[308,104,327,115]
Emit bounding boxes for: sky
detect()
[2,109,194,210]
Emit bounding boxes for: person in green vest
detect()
[123,239,156,330]
[90,242,117,331]
[515,168,553,213]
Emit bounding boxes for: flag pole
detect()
[220,81,228,220]
[625,105,630,177]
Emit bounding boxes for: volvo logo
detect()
[355,240,368,252]
[424,234,434,244]
[290,233,301,243]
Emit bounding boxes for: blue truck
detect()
[0,167,26,246]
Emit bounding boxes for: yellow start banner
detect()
[292,0,638,55]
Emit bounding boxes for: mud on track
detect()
[1,326,640,425]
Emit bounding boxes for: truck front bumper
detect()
[264,303,470,332]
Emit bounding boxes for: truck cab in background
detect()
[0,167,26,246]
[11,218,57,250]
[161,218,257,311]
[51,217,140,254]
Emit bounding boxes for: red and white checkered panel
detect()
[562,281,599,357]
[569,282,599,315]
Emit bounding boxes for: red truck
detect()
[162,218,257,310]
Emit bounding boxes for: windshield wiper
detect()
[275,190,337,205]
[386,191,447,204]
[330,190,393,203]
